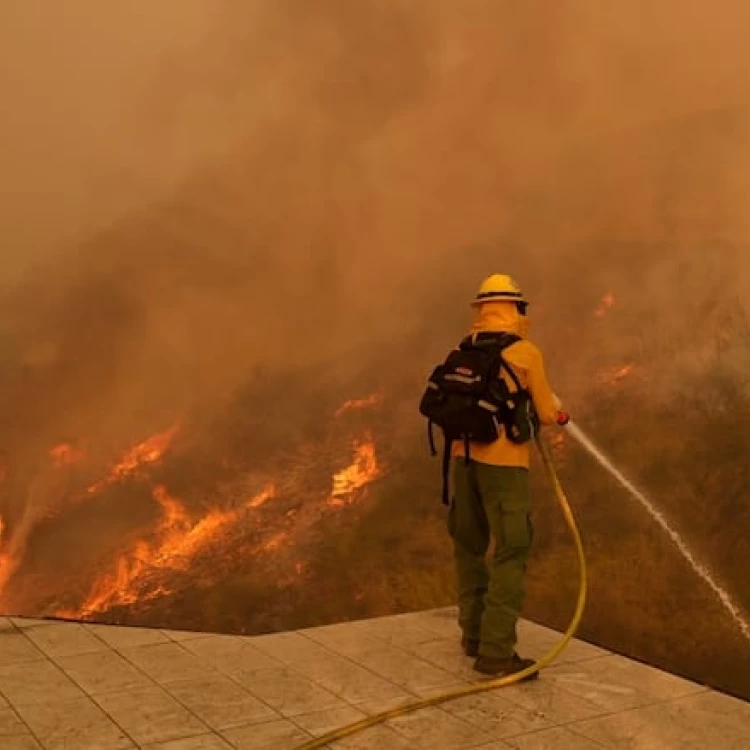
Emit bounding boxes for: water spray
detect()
[565,420,750,645]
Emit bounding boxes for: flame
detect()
[260,531,287,552]
[86,424,181,494]
[0,517,10,598]
[248,491,272,508]
[49,442,87,468]
[329,435,382,506]
[68,482,275,617]
[334,393,383,417]
[594,291,615,318]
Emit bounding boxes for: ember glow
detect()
[260,531,287,553]
[334,393,383,417]
[329,434,383,506]
[68,482,275,618]
[594,292,616,318]
[0,517,9,596]
[597,363,636,386]
[86,424,181,494]
[49,443,87,468]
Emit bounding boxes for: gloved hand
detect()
[556,411,570,426]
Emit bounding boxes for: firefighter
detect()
[448,274,567,677]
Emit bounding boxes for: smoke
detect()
[2,1,750,610]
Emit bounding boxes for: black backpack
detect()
[419,332,540,505]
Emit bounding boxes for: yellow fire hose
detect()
[294,435,587,749]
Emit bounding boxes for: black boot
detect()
[473,652,538,680]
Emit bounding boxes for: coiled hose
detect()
[294,435,587,749]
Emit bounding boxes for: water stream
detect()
[566,420,750,645]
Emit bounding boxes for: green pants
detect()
[447,459,533,658]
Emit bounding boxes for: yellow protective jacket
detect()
[452,301,560,468]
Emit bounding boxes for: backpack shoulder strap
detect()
[480,331,520,349]
[457,335,475,351]
[481,332,524,391]
[471,331,520,349]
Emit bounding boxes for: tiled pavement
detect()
[0,608,748,749]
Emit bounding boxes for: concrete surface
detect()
[0,607,747,749]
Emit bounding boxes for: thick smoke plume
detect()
[1,0,750,697]
[2,0,749,419]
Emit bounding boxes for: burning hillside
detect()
[0,281,738,631]
[0,390,387,628]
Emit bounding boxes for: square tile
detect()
[94,686,210,745]
[119,642,215,685]
[351,694,426,717]
[24,622,109,659]
[85,624,171,649]
[0,736,43,749]
[301,623,385,658]
[522,634,609,665]
[57,648,156,695]
[406,638,483,681]
[9,618,58,629]
[348,647,458,692]
[502,726,604,749]
[516,619,563,642]
[334,724,419,749]
[291,655,409,704]
[15,696,134,749]
[577,654,707,700]
[250,632,335,665]
[499,679,607,725]
[291,705,368,737]
[233,667,346,717]
[141,734,233,750]
[569,698,750,749]
[0,631,45,667]
[180,636,282,675]
[0,706,28,735]
[544,661,657,711]
[166,674,278,730]
[162,630,214,642]
[401,612,462,640]
[385,705,494,748]
[441,691,553,739]
[351,618,439,650]
[408,681,475,699]
[668,690,750,739]
[0,660,86,706]
[221,718,312,750]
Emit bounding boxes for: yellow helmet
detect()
[470,274,527,307]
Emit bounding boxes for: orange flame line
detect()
[69,482,275,618]
[328,435,382,506]
[334,393,383,418]
[86,424,181,495]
